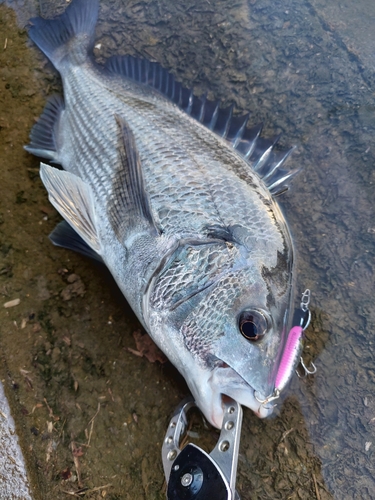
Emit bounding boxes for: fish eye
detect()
[239,310,268,341]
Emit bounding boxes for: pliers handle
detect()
[162,397,242,500]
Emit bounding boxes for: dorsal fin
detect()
[105,55,299,194]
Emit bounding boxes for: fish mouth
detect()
[188,364,275,429]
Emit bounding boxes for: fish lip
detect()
[188,364,276,428]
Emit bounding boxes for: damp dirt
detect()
[0,1,374,499]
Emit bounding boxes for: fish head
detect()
[179,253,296,428]
[147,239,296,429]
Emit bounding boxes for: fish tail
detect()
[28,0,99,70]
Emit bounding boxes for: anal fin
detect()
[24,95,64,163]
[40,163,101,254]
[50,221,104,263]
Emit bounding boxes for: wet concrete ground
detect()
[0,378,33,499]
[0,0,374,498]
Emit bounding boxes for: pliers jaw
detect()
[162,397,243,500]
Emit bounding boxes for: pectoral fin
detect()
[40,163,101,254]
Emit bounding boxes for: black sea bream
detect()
[26,0,301,427]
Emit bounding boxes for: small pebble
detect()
[4,298,20,308]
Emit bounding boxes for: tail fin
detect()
[28,0,99,69]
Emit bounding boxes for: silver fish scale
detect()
[59,66,284,270]
[150,242,241,311]
[145,126,283,258]
[61,73,120,196]
[181,271,243,356]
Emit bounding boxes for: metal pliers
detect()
[162,397,243,500]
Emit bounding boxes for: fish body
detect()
[26,0,300,427]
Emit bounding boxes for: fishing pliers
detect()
[162,397,242,500]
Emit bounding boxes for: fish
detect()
[25,0,301,428]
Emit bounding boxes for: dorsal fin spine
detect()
[159,66,164,91]
[232,114,249,149]
[144,60,150,83]
[262,147,295,182]
[168,74,173,99]
[150,62,156,87]
[268,169,300,193]
[186,90,194,114]
[209,103,220,130]
[253,142,276,172]
[223,104,234,139]
[243,125,262,160]
[171,79,178,101]
[161,68,167,93]
[198,93,207,122]
[254,135,284,176]
[153,63,159,88]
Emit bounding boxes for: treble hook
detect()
[296,356,317,378]
[254,388,280,407]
